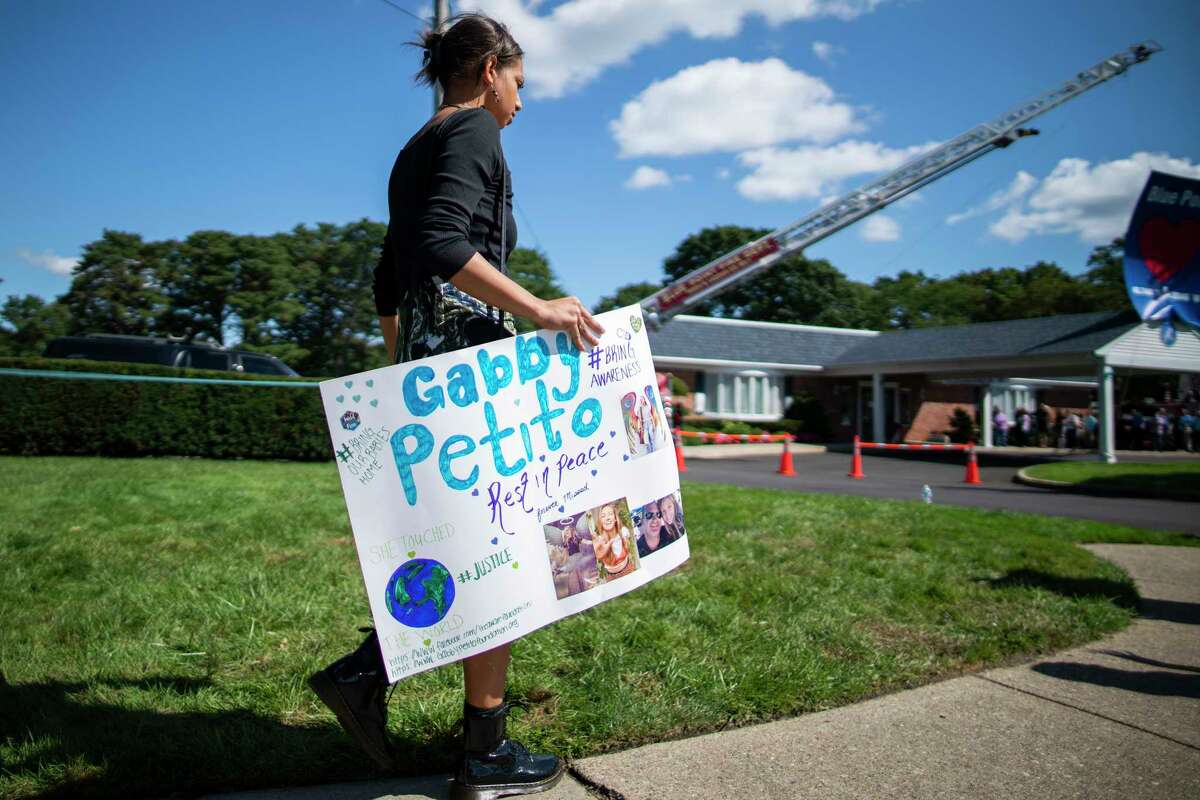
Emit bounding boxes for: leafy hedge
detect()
[0,357,333,460]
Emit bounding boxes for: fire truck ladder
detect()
[642,41,1162,328]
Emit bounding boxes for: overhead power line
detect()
[372,0,428,25]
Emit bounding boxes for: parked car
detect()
[42,334,301,377]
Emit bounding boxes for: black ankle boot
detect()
[308,628,394,769]
[451,701,564,799]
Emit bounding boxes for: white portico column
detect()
[872,372,885,443]
[1098,361,1117,463]
[981,383,994,448]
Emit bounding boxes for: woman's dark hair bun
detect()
[420,30,445,74]
[414,13,523,89]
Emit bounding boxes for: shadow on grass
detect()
[986,569,1139,609]
[1067,473,1200,503]
[1031,661,1200,699]
[0,673,458,799]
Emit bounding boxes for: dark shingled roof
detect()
[648,315,877,367]
[647,311,1141,371]
[831,310,1139,367]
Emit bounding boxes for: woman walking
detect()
[308,14,603,799]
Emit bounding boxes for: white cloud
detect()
[894,190,924,208]
[624,165,673,190]
[611,58,864,157]
[16,247,77,276]
[860,214,900,242]
[462,1,886,98]
[717,168,732,180]
[945,171,1036,225]
[982,153,1200,243]
[812,40,841,64]
[735,139,937,201]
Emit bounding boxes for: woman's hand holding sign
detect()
[535,297,605,352]
[449,256,604,351]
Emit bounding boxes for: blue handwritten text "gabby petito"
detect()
[388,333,603,505]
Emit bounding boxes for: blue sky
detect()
[3,0,1198,312]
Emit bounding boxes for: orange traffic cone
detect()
[963,443,982,485]
[848,435,865,479]
[777,437,795,476]
[674,429,688,473]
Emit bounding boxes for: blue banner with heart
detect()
[1123,170,1200,345]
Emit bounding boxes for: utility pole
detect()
[432,0,450,112]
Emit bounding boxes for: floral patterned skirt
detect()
[395,281,516,364]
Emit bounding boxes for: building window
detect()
[706,371,782,419]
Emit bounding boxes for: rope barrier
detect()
[856,441,969,451]
[677,430,796,444]
[849,435,982,484]
[0,367,320,389]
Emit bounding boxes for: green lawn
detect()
[0,457,1194,799]
[1024,460,1200,501]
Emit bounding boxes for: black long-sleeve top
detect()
[372,108,516,316]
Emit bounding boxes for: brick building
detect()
[648,309,1199,459]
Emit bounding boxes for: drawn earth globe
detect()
[384,558,455,628]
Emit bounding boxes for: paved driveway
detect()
[680,451,1199,534]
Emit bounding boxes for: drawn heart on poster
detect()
[1139,217,1200,284]
[630,315,643,333]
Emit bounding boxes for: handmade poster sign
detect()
[320,305,689,683]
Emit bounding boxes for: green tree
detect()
[594,281,661,313]
[507,248,566,332]
[869,259,1113,330]
[1081,237,1128,310]
[158,230,240,343]
[0,291,71,356]
[865,270,940,328]
[155,231,299,349]
[278,220,386,376]
[229,234,300,349]
[662,225,873,326]
[662,225,767,317]
[61,230,168,336]
[718,257,873,326]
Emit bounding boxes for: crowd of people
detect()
[993,400,1199,452]
[1115,405,1198,452]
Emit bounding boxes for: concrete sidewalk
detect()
[208,545,1200,800]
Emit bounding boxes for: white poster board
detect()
[320,305,689,682]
